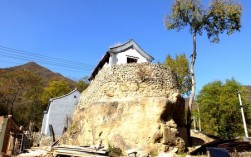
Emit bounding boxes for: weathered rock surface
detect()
[61,63,186,155]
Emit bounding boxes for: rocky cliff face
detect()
[61,63,186,155]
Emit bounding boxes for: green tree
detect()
[75,78,89,93]
[0,69,45,128]
[0,70,36,115]
[165,53,191,95]
[24,75,45,129]
[165,0,241,144]
[197,79,249,139]
[41,80,71,105]
[0,78,8,115]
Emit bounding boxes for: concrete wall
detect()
[42,90,80,136]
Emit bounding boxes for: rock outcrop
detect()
[61,63,186,155]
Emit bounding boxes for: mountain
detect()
[0,62,76,88]
[0,62,79,129]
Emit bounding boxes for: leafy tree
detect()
[165,53,191,96]
[24,75,45,128]
[196,79,249,139]
[41,80,71,105]
[75,78,89,92]
[0,92,8,115]
[0,78,7,115]
[0,70,35,115]
[0,69,45,128]
[0,65,76,129]
[165,0,241,144]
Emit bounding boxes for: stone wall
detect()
[78,63,179,109]
[62,63,186,155]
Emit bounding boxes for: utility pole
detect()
[237,91,249,138]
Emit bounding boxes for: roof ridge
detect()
[50,89,79,101]
[109,39,134,49]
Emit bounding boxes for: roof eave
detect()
[109,39,154,62]
[88,52,110,81]
[50,89,79,101]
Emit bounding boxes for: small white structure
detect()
[41,89,80,136]
[89,39,154,81]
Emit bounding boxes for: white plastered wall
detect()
[109,48,148,65]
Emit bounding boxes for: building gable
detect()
[89,39,154,81]
[109,39,154,62]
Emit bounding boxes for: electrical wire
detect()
[0,46,94,68]
[0,45,96,72]
[0,51,92,71]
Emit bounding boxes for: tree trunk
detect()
[187,32,197,146]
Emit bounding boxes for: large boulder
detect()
[61,63,186,155]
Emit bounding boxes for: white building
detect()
[41,89,80,136]
[89,39,154,81]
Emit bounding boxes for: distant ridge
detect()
[0,62,77,128]
[0,62,76,88]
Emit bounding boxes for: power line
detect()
[0,46,94,68]
[0,45,96,71]
[0,51,93,71]
[0,59,90,74]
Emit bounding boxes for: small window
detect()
[127,57,137,63]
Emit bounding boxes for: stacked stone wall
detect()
[62,63,187,155]
[78,63,179,108]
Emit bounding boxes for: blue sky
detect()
[0,0,250,93]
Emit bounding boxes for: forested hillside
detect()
[0,62,76,87]
[0,62,88,130]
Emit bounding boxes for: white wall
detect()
[109,48,148,65]
[41,90,80,136]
